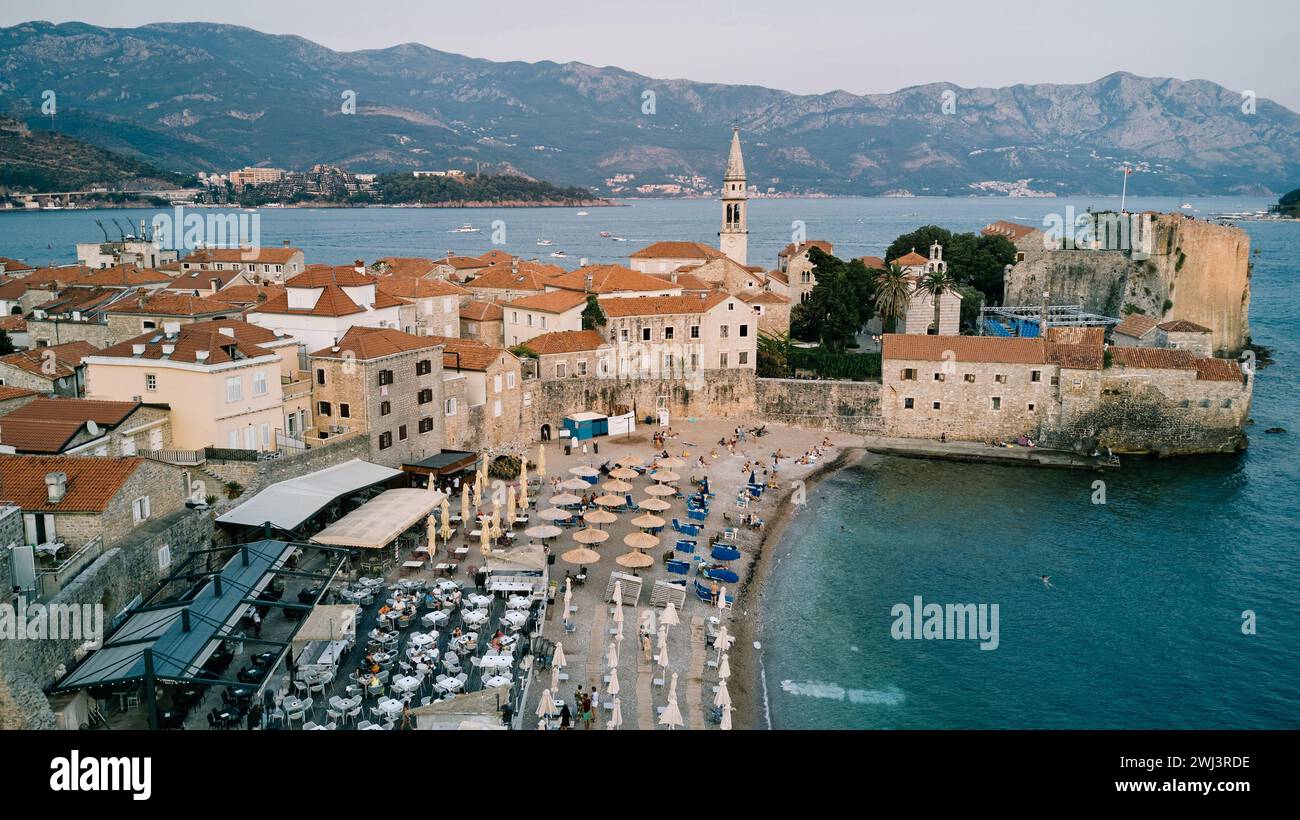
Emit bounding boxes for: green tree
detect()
[918,268,957,335]
[873,264,911,334]
[885,226,1016,305]
[790,257,861,353]
[756,330,792,378]
[581,295,606,330]
[954,284,985,332]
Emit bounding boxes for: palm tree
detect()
[874,264,911,334]
[918,268,957,335]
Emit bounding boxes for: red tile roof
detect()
[105,291,240,317]
[0,341,98,379]
[377,277,470,300]
[285,267,376,288]
[426,336,513,372]
[460,300,504,322]
[466,262,562,292]
[521,330,609,355]
[629,241,725,261]
[981,221,1038,241]
[311,326,444,360]
[891,250,929,267]
[181,247,302,265]
[0,385,37,402]
[438,256,491,270]
[549,265,680,294]
[504,290,588,313]
[94,320,279,365]
[778,240,833,258]
[883,334,1047,365]
[0,454,144,513]
[1194,358,1244,382]
[1112,314,1159,339]
[0,398,144,454]
[80,266,173,287]
[738,291,790,305]
[1157,319,1211,333]
[858,255,886,270]
[598,291,731,317]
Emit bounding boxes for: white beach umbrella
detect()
[661,600,680,627]
[658,673,683,730]
[714,678,732,709]
[460,483,470,525]
[717,584,728,614]
[537,443,546,477]
[538,718,547,731]
[562,585,572,620]
[657,634,669,672]
[720,704,733,731]
[550,665,560,694]
[606,642,618,669]
[536,688,554,718]
[606,668,620,696]
[718,653,731,681]
[552,642,567,669]
[656,624,668,655]
[607,697,623,730]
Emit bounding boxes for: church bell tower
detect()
[718,128,748,266]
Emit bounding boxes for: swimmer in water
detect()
[1040,575,1054,589]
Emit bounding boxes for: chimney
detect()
[45,472,68,505]
[584,272,594,293]
[282,239,290,247]
[210,278,221,292]
[671,270,678,284]
[136,288,147,309]
[354,259,365,274]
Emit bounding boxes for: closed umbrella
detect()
[518,475,528,510]
[659,672,683,730]
[661,600,680,627]
[714,678,731,708]
[440,497,452,543]
[460,483,470,526]
[657,631,669,672]
[573,527,609,545]
[426,514,437,553]
[606,669,620,696]
[562,584,572,622]
[717,584,728,613]
[550,665,560,695]
[479,522,491,555]
[606,642,618,669]
[718,653,730,681]
[715,625,734,666]
[506,485,516,526]
[471,481,482,510]
[719,703,733,731]
[490,502,502,538]
[656,624,667,656]
[641,608,656,636]
[612,590,624,624]
[519,457,529,490]
[537,443,546,477]
[553,642,566,668]
[607,697,622,730]
[536,688,554,718]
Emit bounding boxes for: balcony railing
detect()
[35,534,106,602]
[281,370,312,399]
[139,447,206,466]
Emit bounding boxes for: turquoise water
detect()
[4,197,1296,728]
[760,216,1300,730]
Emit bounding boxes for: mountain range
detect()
[2,20,1298,196]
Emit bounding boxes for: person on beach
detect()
[559,703,571,730]
[710,580,720,606]
[641,628,652,660]
[580,691,592,729]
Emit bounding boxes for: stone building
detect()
[738,290,792,336]
[0,397,171,456]
[23,288,127,349]
[308,327,446,467]
[0,385,37,415]
[103,291,242,344]
[377,277,469,339]
[0,341,96,397]
[429,337,523,451]
[892,243,962,336]
[718,128,749,266]
[628,241,727,275]
[781,240,835,304]
[598,291,758,376]
[459,301,505,347]
[433,255,492,283]
[521,329,612,381]
[178,245,305,285]
[0,454,190,555]
[545,265,683,299]
[1154,320,1213,357]
[503,290,587,347]
[1110,313,1159,347]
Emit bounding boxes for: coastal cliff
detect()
[1004,214,1252,355]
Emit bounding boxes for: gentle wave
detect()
[780,680,905,706]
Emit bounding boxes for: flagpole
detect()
[1120,165,1129,214]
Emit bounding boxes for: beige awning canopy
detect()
[293,605,358,647]
[311,488,445,549]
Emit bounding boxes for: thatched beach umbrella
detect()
[594,494,625,508]
[601,479,633,494]
[615,551,654,570]
[560,477,589,491]
[651,470,680,483]
[537,507,571,521]
[550,493,583,507]
[659,456,685,469]
[583,509,617,527]
[569,465,599,478]
[561,546,600,566]
[525,524,562,540]
[573,527,609,545]
[616,456,642,469]
[644,484,675,497]
[609,467,638,480]
[637,497,671,512]
[623,532,659,551]
[630,513,665,531]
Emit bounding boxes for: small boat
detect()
[599,231,612,238]
[575,210,589,217]
[449,224,481,233]
[536,238,554,246]
[611,236,626,242]
[1180,203,1194,210]
[549,251,567,258]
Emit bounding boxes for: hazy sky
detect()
[4,0,1299,111]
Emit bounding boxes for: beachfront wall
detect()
[755,378,883,434]
[1053,365,1252,455]
[880,358,1058,441]
[521,368,758,437]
